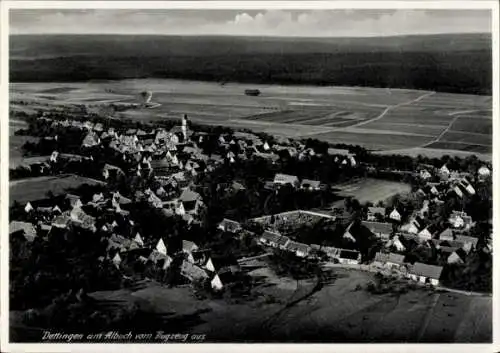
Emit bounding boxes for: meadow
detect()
[48,267,491,343]
[9,174,105,206]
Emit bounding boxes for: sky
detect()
[10,9,492,37]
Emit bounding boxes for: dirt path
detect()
[347,91,436,129]
[420,115,461,147]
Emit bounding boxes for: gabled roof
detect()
[362,221,393,235]
[182,240,199,253]
[300,179,321,188]
[179,189,202,203]
[455,235,479,247]
[367,207,385,215]
[219,218,242,232]
[408,262,443,280]
[286,241,311,254]
[374,252,405,265]
[274,173,299,184]
[260,230,282,244]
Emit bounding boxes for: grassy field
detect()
[10,79,492,157]
[9,119,40,169]
[73,267,491,343]
[9,174,105,206]
[331,178,411,206]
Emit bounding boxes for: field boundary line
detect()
[344,91,436,129]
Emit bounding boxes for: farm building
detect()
[455,235,479,253]
[406,262,443,286]
[372,252,406,269]
[389,208,402,222]
[181,261,208,281]
[447,248,468,265]
[258,230,290,249]
[385,235,406,252]
[300,179,321,191]
[362,221,393,239]
[218,218,242,233]
[285,241,311,258]
[438,228,454,242]
[273,173,299,187]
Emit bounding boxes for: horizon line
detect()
[9,32,492,39]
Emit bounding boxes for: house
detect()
[362,221,393,239]
[204,256,240,274]
[156,238,167,256]
[389,208,402,222]
[439,164,450,179]
[373,252,406,269]
[438,228,454,242]
[285,241,311,258]
[133,233,144,247]
[112,253,122,268]
[82,131,100,147]
[300,179,321,191]
[66,194,83,209]
[478,166,491,179]
[386,235,406,252]
[24,202,34,213]
[343,223,356,242]
[149,250,173,270]
[52,214,71,229]
[420,169,432,180]
[218,218,242,233]
[449,211,473,230]
[258,230,282,247]
[276,235,291,250]
[338,249,361,265]
[418,227,434,241]
[406,262,443,286]
[211,274,224,291]
[401,218,422,235]
[447,248,467,264]
[273,173,299,187]
[181,261,208,281]
[179,189,203,214]
[455,235,479,253]
[182,240,199,254]
[366,207,386,222]
[10,221,37,242]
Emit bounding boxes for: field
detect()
[331,178,411,207]
[9,174,105,206]
[10,78,492,158]
[12,267,489,343]
[9,119,40,169]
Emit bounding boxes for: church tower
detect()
[181,114,188,141]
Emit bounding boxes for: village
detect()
[9,109,493,310]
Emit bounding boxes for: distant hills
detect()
[10,34,492,94]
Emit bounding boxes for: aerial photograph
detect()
[6,7,493,345]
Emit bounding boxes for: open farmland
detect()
[10,78,492,158]
[9,174,105,206]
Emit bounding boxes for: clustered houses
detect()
[11,112,491,295]
[368,163,491,286]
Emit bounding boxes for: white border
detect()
[1,1,498,353]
